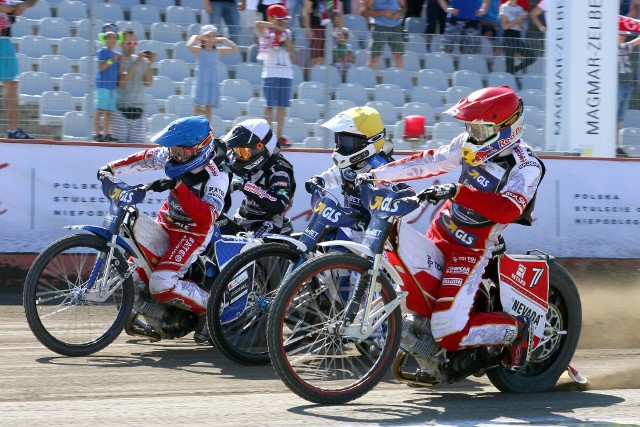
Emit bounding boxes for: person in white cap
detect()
[222,118,296,236]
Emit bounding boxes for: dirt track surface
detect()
[1,259,640,426]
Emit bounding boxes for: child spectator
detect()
[187,25,239,122]
[94,23,121,142]
[332,27,353,79]
[256,4,294,146]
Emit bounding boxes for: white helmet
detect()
[321,106,391,169]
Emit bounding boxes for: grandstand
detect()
[3,0,639,155]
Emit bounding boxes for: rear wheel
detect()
[267,253,402,404]
[207,243,301,365]
[23,234,134,356]
[487,262,582,392]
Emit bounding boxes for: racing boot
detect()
[194,314,211,345]
[503,315,534,372]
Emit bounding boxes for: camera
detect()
[142,50,152,56]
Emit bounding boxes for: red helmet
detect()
[443,86,524,165]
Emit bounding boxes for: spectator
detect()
[187,25,239,123]
[333,27,354,79]
[617,31,640,154]
[257,0,284,20]
[631,0,640,18]
[303,0,344,67]
[112,29,155,144]
[94,23,122,142]
[241,0,260,34]
[365,0,406,69]
[479,0,499,46]
[256,4,294,146]
[204,0,246,43]
[529,0,547,34]
[1,0,37,139]
[424,0,447,52]
[437,0,489,55]
[405,0,424,18]
[288,0,304,27]
[499,0,536,75]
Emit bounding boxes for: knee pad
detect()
[149,270,177,295]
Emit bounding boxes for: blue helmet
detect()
[151,116,215,178]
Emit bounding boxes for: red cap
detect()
[267,4,291,19]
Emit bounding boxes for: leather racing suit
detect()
[107,147,229,315]
[371,134,544,351]
[233,153,296,235]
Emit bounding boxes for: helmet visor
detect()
[233,142,264,161]
[169,145,200,163]
[465,123,497,144]
[336,133,369,153]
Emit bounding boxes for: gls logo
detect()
[369,196,398,213]
[313,201,342,222]
[469,169,490,187]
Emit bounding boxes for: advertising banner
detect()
[0,142,639,257]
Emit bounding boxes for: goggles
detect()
[335,133,369,153]
[233,143,263,161]
[465,123,497,144]
[168,133,212,163]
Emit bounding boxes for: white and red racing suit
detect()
[372,135,544,351]
[108,147,229,315]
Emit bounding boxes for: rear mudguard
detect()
[65,225,135,255]
[263,234,306,253]
[316,240,403,286]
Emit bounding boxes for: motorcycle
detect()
[23,174,258,356]
[265,183,586,404]
[206,187,367,365]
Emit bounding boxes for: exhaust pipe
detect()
[392,349,439,386]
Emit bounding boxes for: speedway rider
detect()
[305,106,413,232]
[359,86,544,371]
[97,116,229,344]
[222,118,296,236]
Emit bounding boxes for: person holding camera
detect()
[112,28,155,144]
[187,25,238,123]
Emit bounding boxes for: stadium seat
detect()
[282,117,309,144]
[145,75,177,107]
[520,74,545,91]
[17,71,54,105]
[21,0,51,20]
[58,37,92,64]
[457,54,489,75]
[55,0,87,22]
[404,17,425,34]
[246,44,259,63]
[157,58,192,82]
[451,70,483,90]
[149,113,180,134]
[220,79,254,102]
[209,114,227,137]
[487,71,517,90]
[289,99,321,123]
[619,127,640,146]
[410,86,445,113]
[217,96,242,121]
[424,52,455,74]
[149,0,176,9]
[382,67,417,91]
[309,65,342,88]
[39,90,75,126]
[19,36,53,58]
[130,4,162,30]
[297,81,326,105]
[518,88,545,111]
[524,105,545,129]
[165,5,198,27]
[365,100,398,124]
[15,53,35,73]
[345,66,377,89]
[432,121,464,141]
[417,68,449,91]
[335,83,368,106]
[218,50,243,67]
[425,139,449,149]
[39,55,73,79]
[445,85,474,105]
[144,93,159,116]
[180,76,196,97]
[151,22,184,45]
[622,109,640,128]
[171,41,193,63]
[402,102,436,125]
[60,73,89,107]
[109,0,142,10]
[11,16,35,37]
[95,2,125,23]
[328,99,357,118]
[374,84,406,107]
[115,20,146,40]
[234,62,263,88]
[405,33,427,56]
[247,97,266,117]
[62,110,91,142]
[74,19,105,40]
[491,55,506,73]
[402,52,422,72]
[302,136,325,148]
[523,124,545,150]
[166,94,193,116]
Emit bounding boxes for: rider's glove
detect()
[231,177,246,192]
[304,176,325,194]
[97,165,114,181]
[355,173,374,187]
[148,178,178,193]
[420,183,459,204]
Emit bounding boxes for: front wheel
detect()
[207,242,301,365]
[23,234,134,356]
[267,253,402,405]
[487,262,582,392]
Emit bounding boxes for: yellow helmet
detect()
[321,106,390,168]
